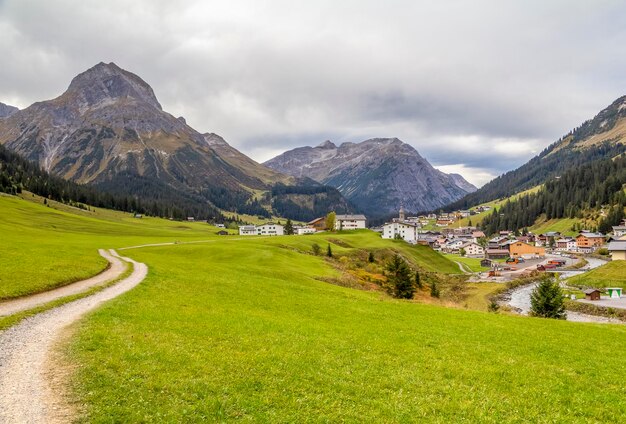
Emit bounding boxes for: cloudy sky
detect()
[1,0,625,186]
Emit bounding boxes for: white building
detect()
[256,223,284,236]
[335,214,367,230]
[461,242,485,257]
[239,225,257,236]
[555,238,577,252]
[295,226,316,235]
[613,225,626,238]
[382,221,419,243]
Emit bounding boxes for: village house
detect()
[584,289,602,301]
[238,225,257,236]
[294,226,316,235]
[442,239,466,253]
[576,232,606,252]
[308,217,327,232]
[461,242,485,257]
[612,224,626,238]
[536,231,561,247]
[608,240,626,260]
[486,248,509,259]
[555,238,577,252]
[335,214,367,230]
[506,241,546,258]
[382,221,419,243]
[487,236,509,249]
[257,222,284,236]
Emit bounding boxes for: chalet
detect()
[461,242,485,257]
[488,236,509,249]
[576,232,606,252]
[555,238,577,252]
[480,258,493,268]
[308,217,327,231]
[472,230,486,240]
[499,230,511,237]
[506,241,545,258]
[187,217,195,222]
[257,222,284,236]
[608,240,626,261]
[442,239,466,253]
[536,232,560,247]
[486,248,509,259]
[133,213,143,219]
[436,217,455,226]
[516,235,532,244]
[216,230,229,236]
[335,214,367,230]
[584,289,602,301]
[238,225,257,236]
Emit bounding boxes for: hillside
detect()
[0,62,350,221]
[479,155,625,235]
[0,102,18,118]
[265,138,476,217]
[447,96,626,210]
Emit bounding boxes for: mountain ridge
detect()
[264,137,476,217]
[0,62,352,220]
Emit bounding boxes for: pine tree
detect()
[530,278,566,319]
[414,270,422,289]
[430,281,440,298]
[327,244,333,257]
[385,254,414,299]
[368,251,375,263]
[284,218,294,235]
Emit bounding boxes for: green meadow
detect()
[3,192,626,421]
[568,260,626,288]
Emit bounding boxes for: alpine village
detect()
[1,2,626,423]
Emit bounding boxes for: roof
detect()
[336,214,367,221]
[578,232,605,238]
[239,225,256,231]
[584,289,602,295]
[307,217,325,224]
[608,241,626,251]
[486,249,509,254]
[612,226,626,230]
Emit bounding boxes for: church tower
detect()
[399,205,405,221]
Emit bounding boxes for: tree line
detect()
[480,155,626,235]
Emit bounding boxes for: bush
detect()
[311,243,321,256]
[430,281,440,298]
[597,248,609,256]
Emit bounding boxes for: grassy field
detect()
[530,218,580,236]
[0,193,227,299]
[444,254,489,273]
[568,261,626,288]
[5,192,626,421]
[67,240,626,422]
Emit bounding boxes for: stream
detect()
[505,257,622,324]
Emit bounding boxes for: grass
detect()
[0,192,226,300]
[6,191,626,421]
[568,261,626,288]
[463,282,503,310]
[530,217,580,236]
[66,240,626,422]
[444,254,489,273]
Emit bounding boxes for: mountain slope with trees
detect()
[447,96,626,210]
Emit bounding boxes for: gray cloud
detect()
[1,0,626,186]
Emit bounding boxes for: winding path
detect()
[0,249,126,317]
[0,250,148,423]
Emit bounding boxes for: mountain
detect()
[447,95,626,210]
[264,138,476,217]
[0,62,351,220]
[0,102,18,118]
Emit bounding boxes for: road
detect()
[0,250,147,423]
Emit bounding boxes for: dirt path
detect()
[0,250,148,423]
[0,249,126,317]
[453,260,472,274]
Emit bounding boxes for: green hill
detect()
[568,261,626,288]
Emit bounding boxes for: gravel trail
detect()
[0,250,147,423]
[0,249,125,317]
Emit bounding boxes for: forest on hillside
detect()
[446,142,625,210]
[0,143,224,221]
[480,155,626,235]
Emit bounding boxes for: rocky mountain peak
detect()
[66,62,162,110]
[0,102,19,118]
[317,140,337,149]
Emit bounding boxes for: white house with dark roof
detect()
[257,222,284,236]
[608,239,626,261]
[335,214,367,230]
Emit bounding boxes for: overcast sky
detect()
[1,0,625,186]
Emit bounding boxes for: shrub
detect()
[311,243,321,256]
